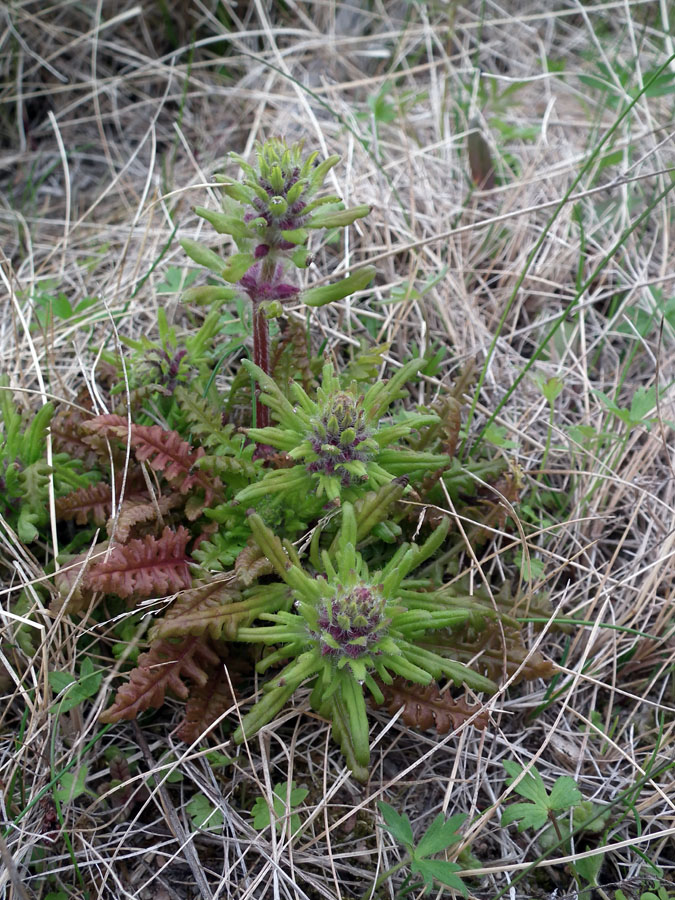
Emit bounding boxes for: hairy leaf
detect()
[86,526,192,600]
[99,637,220,723]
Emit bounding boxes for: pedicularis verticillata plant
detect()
[235,504,496,781]
[19,138,552,783]
[181,138,375,428]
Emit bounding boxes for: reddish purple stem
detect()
[252,300,270,429]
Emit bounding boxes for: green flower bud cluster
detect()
[237,358,451,503]
[180,138,376,429]
[233,504,497,780]
[313,581,389,660]
[307,388,377,487]
[181,138,374,310]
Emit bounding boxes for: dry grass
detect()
[1,1,674,898]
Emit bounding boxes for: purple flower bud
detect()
[254,244,270,259]
[273,282,300,300]
[238,262,299,303]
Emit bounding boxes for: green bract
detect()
[234,504,496,780]
[237,358,450,503]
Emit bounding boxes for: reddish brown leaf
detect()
[150,578,265,641]
[234,537,274,586]
[85,526,192,600]
[422,623,556,685]
[56,482,113,526]
[83,417,222,511]
[51,404,100,467]
[107,493,181,542]
[99,637,220,724]
[52,541,109,614]
[372,678,489,733]
[178,665,241,743]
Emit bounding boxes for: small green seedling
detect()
[502,761,608,889]
[501,760,582,832]
[615,882,675,900]
[251,781,308,837]
[155,265,199,294]
[54,765,91,805]
[377,801,469,897]
[187,792,224,831]
[593,386,667,433]
[49,658,102,714]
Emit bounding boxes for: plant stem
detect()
[252,253,276,429]
[252,299,270,429]
[359,857,409,900]
[548,809,566,845]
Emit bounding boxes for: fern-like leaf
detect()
[197,452,259,484]
[174,386,226,449]
[150,578,268,641]
[372,678,489,733]
[56,481,113,526]
[85,526,192,600]
[107,494,181,542]
[99,637,220,723]
[51,405,101,467]
[191,528,248,573]
[17,461,52,542]
[52,541,109,614]
[234,538,274,586]
[178,663,243,743]
[341,341,391,385]
[130,424,212,493]
[422,624,555,684]
[84,416,222,513]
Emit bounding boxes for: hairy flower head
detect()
[314,580,389,659]
[237,358,450,503]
